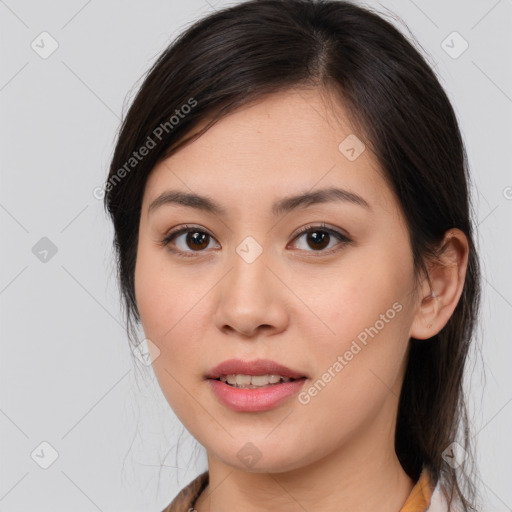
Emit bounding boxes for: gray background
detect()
[0,0,511,510]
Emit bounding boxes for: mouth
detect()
[206,359,308,412]
[206,358,308,389]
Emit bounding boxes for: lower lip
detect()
[208,378,307,412]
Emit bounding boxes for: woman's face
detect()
[135,87,422,473]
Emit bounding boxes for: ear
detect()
[410,228,469,340]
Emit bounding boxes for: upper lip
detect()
[206,358,307,380]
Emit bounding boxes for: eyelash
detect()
[160,223,352,258]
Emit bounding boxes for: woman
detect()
[104,1,481,510]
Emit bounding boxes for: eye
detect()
[161,224,220,257]
[289,223,352,255]
[160,222,352,257]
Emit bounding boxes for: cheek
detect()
[134,244,193,372]
[134,250,172,339]
[295,244,414,404]
[135,250,204,416]
[295,289,410,445]
[134,243,212,376]
[301,248,412,348]
[135,240,196,338]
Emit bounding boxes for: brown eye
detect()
[290,224,352,254]
[162,226,220,255]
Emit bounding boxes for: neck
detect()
[194,431,415,511]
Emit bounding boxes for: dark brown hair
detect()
[104,0,481,509]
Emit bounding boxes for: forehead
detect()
[142,87,391,215]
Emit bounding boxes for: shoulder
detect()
[161,471,209,512]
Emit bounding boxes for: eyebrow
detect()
[148,186,371,217]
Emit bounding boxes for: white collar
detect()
[427,481,463,512]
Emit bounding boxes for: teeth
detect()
[219,374,293,388]
[236,374,251,386]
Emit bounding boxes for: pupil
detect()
[308,231,329,250]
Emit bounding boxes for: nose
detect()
[213,246,289,338]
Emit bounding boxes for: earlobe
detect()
[409,229,469,340]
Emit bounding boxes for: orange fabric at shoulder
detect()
[400,468,434,512]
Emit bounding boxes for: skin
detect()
[134,87,469,511]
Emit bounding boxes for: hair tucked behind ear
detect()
[104,1,482,508]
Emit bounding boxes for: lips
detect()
[205,358,307,380]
